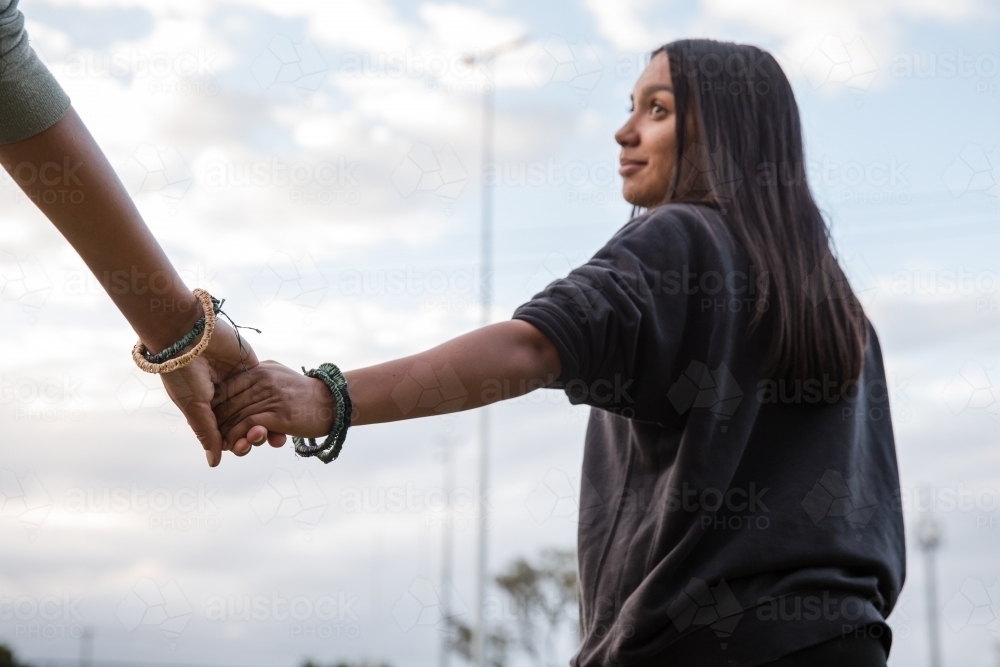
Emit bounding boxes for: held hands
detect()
[210,360,337,458]
[158,320,280,467]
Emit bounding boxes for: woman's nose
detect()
[615,121,638,147]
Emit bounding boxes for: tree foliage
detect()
[448,548,578,667]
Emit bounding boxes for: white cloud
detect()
[705,0,982,64]
[582,0,986,89]
[581,0,660,51]
[419,3,527,54]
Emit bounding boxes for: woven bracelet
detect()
[132,289,217,374]
[293,362,352,464]
[142,297,223,364]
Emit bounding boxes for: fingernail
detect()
[206,451,215,467]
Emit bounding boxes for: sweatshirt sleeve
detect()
[513,206,698,411]
[0,0,71,144]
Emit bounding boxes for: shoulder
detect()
[613,203,729,246]
[601,203,737,267]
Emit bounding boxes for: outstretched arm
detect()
[1,108,203,348]
[0,108,257,466]
[213,319,562,455]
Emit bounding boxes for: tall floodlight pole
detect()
[917,515,943,667]
[439,436,456,667]
[462,35,528,667]
[78,627,93,667]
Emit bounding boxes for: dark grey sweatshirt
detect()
[514,203,905,666]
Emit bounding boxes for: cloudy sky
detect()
[1,0,999,665]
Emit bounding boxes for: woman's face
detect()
[615,51,677,209]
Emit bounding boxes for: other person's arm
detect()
[213,320,562,455]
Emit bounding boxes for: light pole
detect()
[462,35,528,667]
[917,514,943,667]
[438,435,456,667]
[78,627,93,667]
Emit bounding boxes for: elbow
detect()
[510,319,562,383]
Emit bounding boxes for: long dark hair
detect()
[653,39,866,385]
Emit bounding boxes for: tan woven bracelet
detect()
[132,289,217,374]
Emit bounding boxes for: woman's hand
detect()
[159,320,269,467]
[211,360,336,457]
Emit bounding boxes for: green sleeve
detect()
[0,0,71,144]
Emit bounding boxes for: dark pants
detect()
[764,635,887,667]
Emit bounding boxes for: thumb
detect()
[182,399,224,467]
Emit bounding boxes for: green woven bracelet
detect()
[293,362,352,464]
[143,297,224,364]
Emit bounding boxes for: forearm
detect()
[0,107,199,351]
[346,319,562,425]
[214,319,563,451]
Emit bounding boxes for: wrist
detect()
[141,292,201,353]
[307,377,338,437]
[292,363,352,463]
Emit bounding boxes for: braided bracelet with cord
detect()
[142,296,224,364]
[293,362,352,464]
[132,289,260,375]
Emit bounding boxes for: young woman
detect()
[214,40,905,666]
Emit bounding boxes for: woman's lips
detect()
[619,159,646,176]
